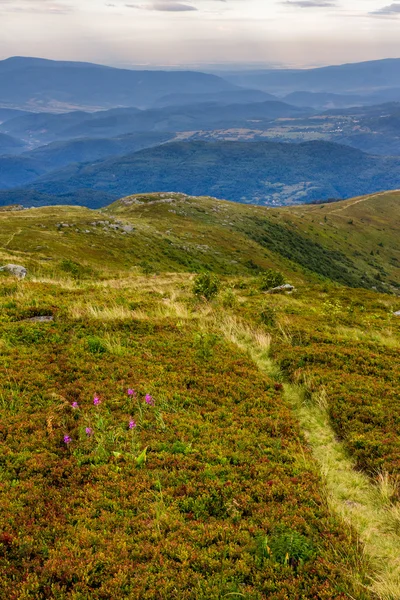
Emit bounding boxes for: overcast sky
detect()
[1,0,400,68]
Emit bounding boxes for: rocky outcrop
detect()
[0,264,27,279]
[266,284,295,294]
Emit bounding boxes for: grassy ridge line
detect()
[209,311,400,600]
[1,190,400,290]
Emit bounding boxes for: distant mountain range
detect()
[3,56,400,115]
[0,101,310,146]
[3,140,400,208]
[223,58,400,95]
[0,56,238,111]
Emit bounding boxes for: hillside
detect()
[8,140,400,208]
[0,133,25,155]
[0,190,398,290]
[20,132,176,171]
[0,155,46,189]
[0,190,399,598]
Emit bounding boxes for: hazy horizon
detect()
[1,1,400,69]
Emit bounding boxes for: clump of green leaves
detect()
[260,304,276,327]
[193,272,220,301]
[259,269,285,291]
[193,332,218,361]
[220,287,237,309]
[86,335,107,354]
[256,529,315,569]
[60,259,94,280]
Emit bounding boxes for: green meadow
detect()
[0,191,399,599]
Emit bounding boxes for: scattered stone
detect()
[394,310,400,316]
[0,264,27,279]
[266,284,295,294]
[23,315,54,323]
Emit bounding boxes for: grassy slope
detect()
[1,191,400,597]
[274,190,400,290]
[0,275,372,600]
[1,190,398,291]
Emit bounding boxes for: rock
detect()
[266,284,295,294]
[0,264,27,279]
[23,315,54,323]
[394,310,400,316]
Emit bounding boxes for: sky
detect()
[1,0,400,68]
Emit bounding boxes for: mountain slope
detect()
[10,140,400,208]
[0,155,47,189]
[153,89,279,107]
[0,190,398,290]
[0,133,26,155]
[20,132,175,171]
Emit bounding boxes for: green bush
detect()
[259,269,285,291]
[260,304,276,327]
[60,259,93,280]
[86,335,107,354]
[193,272,220,301]
[221,287,237,309]
[268,529,315,568]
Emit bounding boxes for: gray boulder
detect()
[0,264,27,279]
[267,284,295,294]
[394,310,400,317]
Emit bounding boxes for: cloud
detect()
[282,0,337,6]
[126,2,197,10]
[0,0,73,13]
[370,3,400,15]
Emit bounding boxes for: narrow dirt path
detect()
[327,190,400,215]
[212,313,400,600]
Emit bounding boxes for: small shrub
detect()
[260,304,276,327]
[193,272,220,301]
[86,336,107,354]
[259,270,285,291]
[221,288,237,309]
[60,259,93,280]
[194,332,218,361]
[268,528,315,568]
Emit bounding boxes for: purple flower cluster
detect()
[64,387,150,447]
[145,394,155,406]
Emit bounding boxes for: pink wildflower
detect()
[127,389,136,397]
[93,396,101,406]
[64,435,72,444]
[85,427,93,436]
[145,394,155,406]
[129,420,136,430]
[71,402,79,409]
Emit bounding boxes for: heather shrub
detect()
[193,272,220,301]
[260,304,276,327]
[259,269,285,291]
